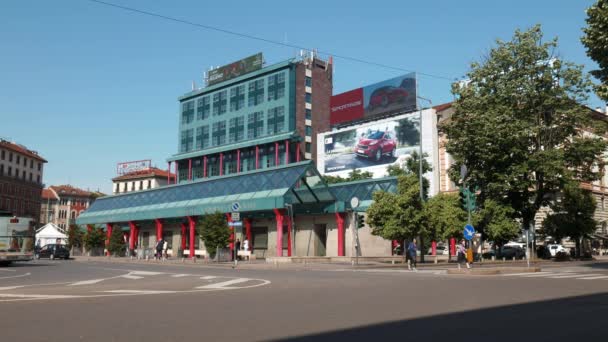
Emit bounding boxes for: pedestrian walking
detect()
[235,239,241,260]
[162,239,168,260]
[407,239,418,271]
[243,238,249,252]
[457,239,471,269]
[155,239,163,260]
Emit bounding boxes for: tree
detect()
[396,117,420,146]
[582,0,608,102]
[473,199,520,247]
[67,224,84,250]
[83,226,105,253]
[321,169,373,184]
[198,211,231,258]
[423,193,467,242]
[542,182,597,257]
[107,227,126,256]
[367,174,425,242]
[445,25,606,235]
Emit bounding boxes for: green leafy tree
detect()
[67,224,84,250]
[473,199,520,247]
[367,174,425,241]
[107,227,126,256]
[582,0,608,101]
[445,25,607,235]
[423,193,467,242]
[542,182,597,257]
[198,211,231,257]
[396,118,420,146]
[83,226,105,252]
[321,169,373,184]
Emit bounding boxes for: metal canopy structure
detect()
[76,161,334,225]
[328,177,398,211]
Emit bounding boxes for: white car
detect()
[504,241,526,249]
[546,244,568,257]
[427,245,450,255]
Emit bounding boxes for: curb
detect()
[446,267,542,275]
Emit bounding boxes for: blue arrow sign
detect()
[231,202,240,212]
[464,224,475,241]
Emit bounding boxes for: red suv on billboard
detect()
[367,86,410,110]
[355,131,397,162]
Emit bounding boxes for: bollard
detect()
[392,260,395,265]
[503,257,506,262]
[512,257,515,261]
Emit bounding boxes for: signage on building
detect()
[207,53,264,86]
[116,160,151,175]
[330,73,417,126]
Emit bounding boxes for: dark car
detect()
[355,131,397,162]
[482,246,526,260]
[367,86,410,110]
[35,244,70,260]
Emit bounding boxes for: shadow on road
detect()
[585,262,608,270]
[276,292,608,341]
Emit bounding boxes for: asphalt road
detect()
[1,260,607,341]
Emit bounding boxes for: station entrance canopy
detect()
[76,161,335,225]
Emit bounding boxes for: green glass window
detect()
[211,121,226,146]
[248,79,265,107]
[305,76,312,87]
[182,101,194,124]
[247,111,264,139]
[268,72,286,101]
[213,90,227,116]
[267,106,285,135]
[180,129,194,152]
[195,125,209,149]
[305,93,312,103]
[230,85,246,112]
[305,109,312,119]
[305,142,311,153]
[197,96,211,120]
[305,125,312,136]
[229,116,245,143]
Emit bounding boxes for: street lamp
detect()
[416,96,432,202]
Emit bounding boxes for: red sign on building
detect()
[330,88,364,126]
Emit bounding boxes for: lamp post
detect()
[417,95,432,264]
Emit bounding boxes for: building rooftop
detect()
[0,139,47,162]
[41,189,58,201]
[48,185,94,198]
[112,167,175,182]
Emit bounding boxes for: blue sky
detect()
[0,0,603,194]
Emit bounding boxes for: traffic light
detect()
[459,187,469,211]
[467,188,476,211]
[356,213,365,228]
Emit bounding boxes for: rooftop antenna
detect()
[191,80,196,91]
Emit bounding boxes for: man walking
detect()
[407,239,418,271]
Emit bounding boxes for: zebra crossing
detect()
[502,271,608,281]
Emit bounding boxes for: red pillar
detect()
[174,162,179,184]
[155,219,163,241]
[244,218,252,251]
[203,156,207,178]
[255,145,259,169]
[226,213,234,252]
[335,212,345,257]
[128,221,136,250]
[188,159,192,180]
[86,224,93,233]
[167,162,171,184]
[450,238,456,257]
[273,209,284,257]
[296,143,300,162]
[187,216,196,259]
[180,223,187,251]
[275,142,279,166]
[219,153,224,176]
[432,241,437,256]
[285,140,289,165]
[237,149,241,173]
[105,223,112,256]
[287,213,292,257]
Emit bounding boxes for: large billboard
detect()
[117,160,151,176]
[330,73,417,126]
[207,53,264,86]
[318,108,440,195]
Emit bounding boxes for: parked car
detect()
[427,244,450,255]
[546,244,568,258]
[35,244,70,260]
[482,246,526,260]
[367,86,410,110]
[355,131,397,162]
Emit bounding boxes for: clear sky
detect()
[0,0,603,194]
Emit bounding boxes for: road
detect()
[1,260,607,341]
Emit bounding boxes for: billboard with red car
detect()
[330,73,417,126]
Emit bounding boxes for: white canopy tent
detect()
[35,223,68,246]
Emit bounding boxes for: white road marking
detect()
[0,286,25,290]
[171,274,191,278]
[69,279,107,286]
[547,273,600,279]
[129,271,164,276]
[0,294,81,299]
[0,272,30,280]
[196,278,251,289]
[200,276,217,280]
[102,290,178,294]
[502,272,555,276]
[578,275,608,280]
[0,268,16,272]
[517,272,560,277]
[120,275,143,280]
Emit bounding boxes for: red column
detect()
[255,146,259,169]
[432,241,437,256]
[273,209,284,257]
[244,218,252,251]
[296,143,300,162]
[105,223,112,256]
[174,162,179,184]
[86,224,93,233]
[155,219,163,241]
[335,212,345,257]
[275,142,279,166]
[226,213,234,252]
[128,221,136,250]
[180,223,187,251]
[188,159,192,180]
[287,213,292,257]
[167,162,171,184]
[187,216,196,259]
[450,238,456,257]
[237,149,241,173]
[285,140,289,165]
[203,156,207,178]
[219,153,224,176]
